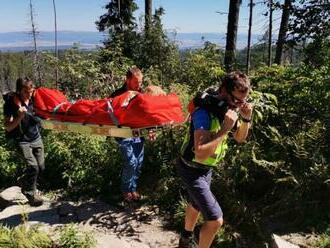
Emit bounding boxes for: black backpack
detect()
[2,92,23,140]
[190,88,229,122]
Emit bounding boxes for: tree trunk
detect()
[274,0,291,65]
[246,0,254,74]
[53,0,59,86]
[145,0,152,33]
[267,0,273,66]
[118,0,123,31]
[224,0,241,72]
[29,0,41,84]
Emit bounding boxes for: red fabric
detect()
[33,87,68,113]
[187,100,195,114]
[33,87,185,128]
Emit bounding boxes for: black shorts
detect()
[176,158,223,221]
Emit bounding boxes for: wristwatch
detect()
[241,117,251,123]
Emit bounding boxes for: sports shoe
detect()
[131,192,141,201]
[178,234,198,248]
[123,192,134,202]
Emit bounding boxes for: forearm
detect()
[195,128,229,162]
[234,121,251,143]
[4,117,22,132]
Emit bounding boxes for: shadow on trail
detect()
[0,199,165,239]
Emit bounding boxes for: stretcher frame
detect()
[41,119,180,138]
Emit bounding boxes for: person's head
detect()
[144,85,167,96]
[125,66,143,91]
[16,77,34,100]
[219,71,250,108]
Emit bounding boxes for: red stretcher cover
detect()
[33,87,185,128]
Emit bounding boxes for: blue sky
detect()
[0,0,282,34]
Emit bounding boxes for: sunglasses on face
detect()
[22,88,34,94]
[229,92,247,105]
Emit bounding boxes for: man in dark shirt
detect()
[110,66,145,202]
[3,78,44,206]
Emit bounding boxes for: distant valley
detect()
[0,31,261,51]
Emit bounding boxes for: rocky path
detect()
[1,186,321,248]
[0,186,179,248]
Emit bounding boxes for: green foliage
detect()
[169,83,191,115]
[132,8,181,86]
[0,224,95,248]
[213,228,233,248]
[96,0,138,33]
[0,51,34,91]
[317,228,330,248]
[141,127,183,208]
[288,0,330,43]
[177,43,225,92]
[97,6,181,90]
[173,198,188,230]
[237,64,330,228]
[43,132,122,194]
[0,104,25,187]
[303,39,330,67]
[44,48,126,99]
[57,224,95,248]
[0,224,53,248]
[96,0,141,63]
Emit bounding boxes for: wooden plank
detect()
[41,120,134,138]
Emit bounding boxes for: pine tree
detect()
[224,0,242,72]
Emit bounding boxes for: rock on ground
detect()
[272,234,300,248]
[0,186,27,209]
[279,233,319,248]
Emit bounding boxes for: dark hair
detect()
[16,77,34,93]
[126,66,142,79]
[220,71,250,94]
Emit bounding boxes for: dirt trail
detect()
[0,186,179,248]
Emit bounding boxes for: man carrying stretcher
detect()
[110,66,147,202]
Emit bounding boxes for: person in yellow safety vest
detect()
[177,71,253,248]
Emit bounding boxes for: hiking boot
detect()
[16,175,27,189]
[23,192,43,207]
[178,235,198,248]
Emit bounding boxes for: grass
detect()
[0,224,53,248]
[56,224,96,248]
[0,223,95,248]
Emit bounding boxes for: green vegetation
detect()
[57,224,95,248]
[0,224,53,248]
[0,223,95,248]
[317,228,330,248]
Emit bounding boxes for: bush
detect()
[0,103,25,188]
[57,224,95,248]
[41,131,124,196]
[317,228,330,248]
[0,224,53,248]
[0,223,95,248]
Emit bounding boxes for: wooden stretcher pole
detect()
[41,120,184,138]
[41,120,133,138]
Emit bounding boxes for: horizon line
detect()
[0,30,258,35]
